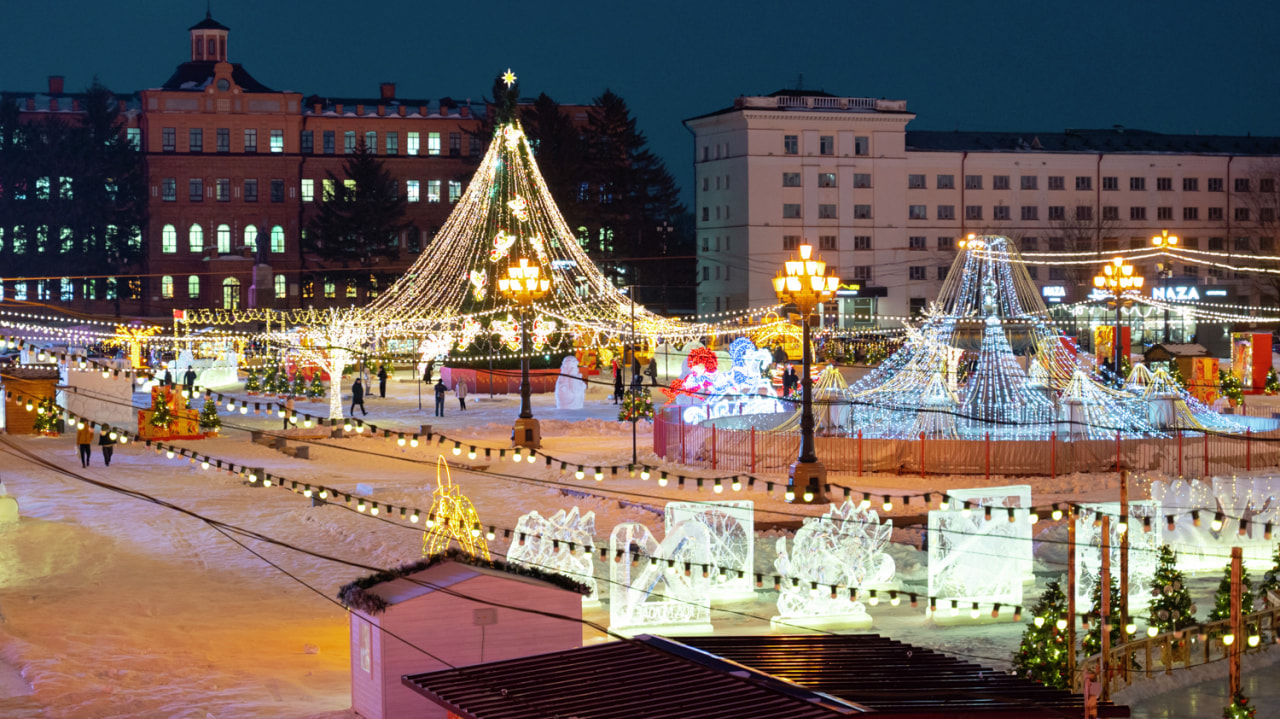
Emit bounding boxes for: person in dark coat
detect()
[99,426,116,467]
[183,367,197,396]
[350,378,367,416]
[377,365,388,398]
[434,378,447,417]
[163,368,173,387]
[613,368,624,404]
[423,364,433,386]
[783,366,798,396]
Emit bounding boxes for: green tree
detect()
[1259,545,1280,609]
[1012,580,1072,689]
[199,397,222,433]
[32,396,60,434]
[1083,575,1125,658]
[1208,563,1254,622]
[1265,367,1279,395]
[1148,545,1197,633]
[1219,369,1244,403]
[245,368,261,392]
[149,393,174,429]
[307,372,325,399]
[1166,360,1188,390]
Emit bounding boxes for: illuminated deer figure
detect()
[421,456,490,560]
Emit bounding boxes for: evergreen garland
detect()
[307,373,326,399]
[199,397,222,433]
[149,392,174,429]
[32,396,60,434]
[618,389,654,422]
[1147,544,1197,633]
[1012,580,1071,689]
[1224,691,1257,719]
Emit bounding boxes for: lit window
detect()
[274,275,286,298]
[244,129,258,153]
[59,177,73,199]
[188,275,200,299]
[270,129,283,153]
[161,178,176,202]
[161,224,177,253]
[386,132,398,155]
[344,131,356,153]
[60,277,73,301]
[301,179,314,202]
[189,224,203,252]
[244,225,258,251]
[428,132,441,156]
[324,280,336,298]
[427,180,440,203]
[322,179,335,200]
[126,128,140,149]
[216,224,231,253]
[365,131,376,153]
[271,226,285,253]
[407,132,420,156]
[161,275,174,298]
[346,280,357,298]
[407,180,420,202]
[448,180,461,203]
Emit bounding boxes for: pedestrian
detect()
[183,366,197,396]
[350,378,367,416]
[423,363,433,386]
[378,364,388,398]
[644,358,658,386]
[456,377,468,411]
[99,426,116,467]
[283,395,295,430]
[163,368,173,387]
[434,378,447,417]
[613,366,624,404]
[76,422,94,468]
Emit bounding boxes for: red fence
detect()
[653,407,1280,478]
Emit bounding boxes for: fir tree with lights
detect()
[274,369,292,395]
[1224,691,1257,719]
[1219,369,1244,404]
[291,372,307,397]
[1147,544,1197,634]
[1012,580,1071,689]
[618,389,654,422]
[1083,575,1125,658]
[199,397,221,433]
[1265,367,1280,395]
[149,392,174,429]
[307,372,325,399]
[1208,563,1254,623]
[244,368,260,393]
[1166,360,1188,390]
[32,396,60,434]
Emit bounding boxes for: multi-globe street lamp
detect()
[772,242,838,503]
[1093,257,1144,386]
[498,257,551,449]
[1151,229,1178,343]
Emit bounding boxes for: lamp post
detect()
[773,242,838,503]
[498,257,551,449]
[1151,229,1178,343]
[1092,257,1144,387]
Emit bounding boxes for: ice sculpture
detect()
[609,520,713,635]
[772,501,895,628]
[927,485,1032,621]
[1074,500,1161,610]
[664,501,755,600]
[554,356,585,410]
[507,507,598,603]
[1151,476,1280,570]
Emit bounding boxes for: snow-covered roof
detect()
[1146,343,1211,357]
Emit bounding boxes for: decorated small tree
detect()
[1208,562,1254,623]
[618,389,654,422]
[32,396,60,434]
[307,372,325,399]
[1148,544,1197,634]
[149,392,174,430]
[1083,575,1125,659]
[1012,580,1071,689]
[1265,367,1280,396]
[291,372,307,397]
[1219,369,1244,405]
[245,368,261,393]
[199,397,222,434]
[273,369,291,395]
[1224,691,1257,719]
[1166,360,1188,390]
[263,367,279,396]
[1118,354,1133,381]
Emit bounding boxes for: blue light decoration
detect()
[680,337,784,424]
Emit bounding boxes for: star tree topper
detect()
[502,69,517,87]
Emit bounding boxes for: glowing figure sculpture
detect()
[531,317,556,351]
[927,485,1032,620]
[507,195,529,222]
[664,501,755,600]
[1074,500,1161,609]
[421,457,490,560]
[508,507,598,603]
[113,324,162,369]
[676,339,784,424]
[468,270,487,302]
[773,501,894,628]
[491,314,521,352]
[1151,476,1280,570]
[609,520,712,635]
[457,318,483,350]
[489,230,517,262]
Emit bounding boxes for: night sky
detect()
[3,0,1278,207]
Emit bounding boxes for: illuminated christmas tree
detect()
[1224,691,1257,719]
[1083,575,1125,658]
[1147,545,1196,634]
[32,397,60,434]
[1265,367,1279,395]
[1012,580,1071,689]
[149,392,174,429]
[199,397,222,433]
[618,389,654,422]
[1207,563,1254,622]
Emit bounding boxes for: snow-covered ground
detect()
[0,372,1277,718]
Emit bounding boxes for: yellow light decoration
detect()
[421,456,490,560]
[492,314,521,352]
[468,270,488,302]
[507,195,529,222]
[112,324,163,369]
[531,316,557,351]
[489,230,518,263]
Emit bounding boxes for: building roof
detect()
[402,636,866,719]
[1,366,61,381]
[906,128,1280,156]
[158,62,275,93]
[302,93,481,118]
[679,635,1129,717]
[188,12,229,31]
[1144,343,1212,357]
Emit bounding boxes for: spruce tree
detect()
[1148,545,1197,633]
[149,392,174,429]
[307,373,325,399]
[1167,360,1188,390]
[1083,575,1125,658]
[291,373,307,397]
[1259,544,1280,609]
[1224,690,1257,719]
[1208,563,1254,622]
[32,396,60,434]
[1265,367,1280,395]
[245,368,260,392]
[199,397,222,433]
[1012,580,1071,689]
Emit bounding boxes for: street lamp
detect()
[498,257,551,449]
[772,242,838,503]
[1092,257,1144,386]
[1151,230,1178,343]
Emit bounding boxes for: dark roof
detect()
[1,366,60,381]
[769,88,838,98]
[680,635,1129,717]
[403,637,865,719]
[906,128,1280,156]
[188,12,229,31]
[159,62,275,93]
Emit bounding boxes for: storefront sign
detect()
[835,280,863,298]
[1151,285,1201,302]
[1041,286,1067,303]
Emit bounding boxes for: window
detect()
[852,266,872,281]
[244,179,258,202]
[162,127,176,152]
[993,206,1010,220]
[937,174,955,189]
[344,131,356,153]
[1262,208,1276,222]
[324,279,336,298]
[782,235,801,250]
[161,178,176,202]
[853,173,871,188]
[1048,267,1066,281]
[323,131,335,154]
[1262,237,1276,251]
[407,180,420,202]
[274,275,287,299]
[853,205,872,219]
[1048,205,1065,221]
[1021,206,1038,221]
[1048,176,1064,191]
[702,266,710,281]
[301,179,314,202]
[819,136,834,155]
[965,175,983,190]
[853,235,871,250]
[818,204,837,219]
[160,275,174,299]
[1129,206,1146,221]
[449,132,461,156]
[427,180,440,203]
[1184,265,1199,277]
[386,132,398,155]
[702,177,709,191]
[244,225,258,252]
[937,205,955,220]
[448,180,461,203]
[301,131,314,154]
[1183,206,1199,220]
[244,129,257,153]
[1234,236,1251,251]
[188,224,203,252]
[1076,176,1092,191]
[1048,236,1065,251]
[782,172,801,187]
[469,136,481,155]
[937,267,949,280]
[965,205,983,220]
[407,132,420,155]
[908,205,927,220]
[1102,206,1119,221]
[222,277,241,310]
[1129,237,1145,250]
[270,179,284,203]
[428,132,441,156]
[1129,177,1145,191]
[365,131,377,153]
[1157,177,1172,191]
[937,236,954,251]
[1208,207,1224,221]
[216,128,230,153]
[1261,178,1276,193]
[189,128,203,152]
[1076,206,1093,221]
[270,226,285,253]
[1102,176,1118,191]
[161,224,177,253]
[320,179,334,200]
[908,174,927,189]
[188,178,203,202]
[1235,208,1251,221]
[782,204,802,218]
[124,128,140,150]
[783,135,798,154]
[854,136,869,156]
[187,275,200,299]
[1235,178,1251,193]
[819,235,837,250]
[818,172,837,188]
[216,224,231,253]
[1020,236,1039,251]
[909,236,927,250]
[1157,206,1173,220]
[1021,176,1038,190]
[993,175,1010,190]
[216,178,230,202]
[1183,177,1198,192]
[909,266,926,280]
[270,130,283,153]
[1209,237,1225,250]
[1208,177,1224,192]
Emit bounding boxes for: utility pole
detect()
[1229,546,1243,699]
[1119,469,1130,682]
[1100,514,1112,703]
[1068,511,1078,688]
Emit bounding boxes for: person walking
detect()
[99,426,116,467]
[283,395,295,430]
[377,364,389,398]
[350,378,368,416]
[163,368,173,387]
[76,422,94,468]
[455,377,468,411]
[183,366,197,396]
[613,366,624,404]
[423,363,433,386]
[434,378,447,417]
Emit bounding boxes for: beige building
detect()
[684,91,1280,327]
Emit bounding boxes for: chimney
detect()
[460,104,470,118]
[48,75,64,95]
[380,82,395,100]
